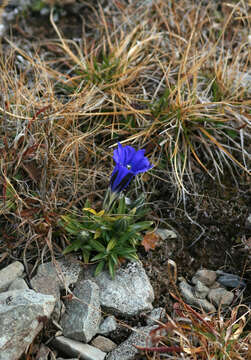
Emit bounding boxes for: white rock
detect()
[98,316,117,335]
[156,228,177,240]
[8,277,29,291]
[85,261,154,316]
[0,261,24,292]
[52,336,106,360]
[0,289,56,360]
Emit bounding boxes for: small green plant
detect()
[59,143,153,278]
[60,195,152,278]
[82,53,121,86]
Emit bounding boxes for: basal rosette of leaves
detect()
[59,143,154,278]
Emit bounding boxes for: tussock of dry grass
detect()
[139,300,251,360]
[0,0,250,258]
[0,0,250,356]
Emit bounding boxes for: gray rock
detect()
[98,316,117,335]
[61,280,101,343]
[52,336,106,360]
[0,289,56,360]
[179,280,216,313]
[192,269,217,287]
[85,261,154,316]
[106,325,157,360]
[8,277,29,291]
[0,261,24,292]
[2,0,31,23]
[217,275,246,289]
[146,307,166,325]
[31,259,82,296]
[91,336,117,352]
[31,267,60,299]
[156,228,177,240]
[245,213,251,230]
[208,288,234,307]
[194,280,210,299]
[216,270,246,288]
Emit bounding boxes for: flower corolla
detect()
[110,142,153,193]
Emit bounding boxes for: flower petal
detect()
[110,142,153,192]
[113,142,125,164]
[110,164,134,192]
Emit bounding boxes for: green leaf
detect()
[119,231,135,243]
[116,247,138,255]
[91,253,107,261]
[94,260,105,277]
[123,253,139,261]
[82,249,90,263]
[106,238,117,252]
[117,196,126,214]
[110,252,118,265]
[128,221,153,232]
[89,239,106,252]
[108,257,115,279]
[63,239,82,254]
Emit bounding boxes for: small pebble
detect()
[208,288,234,307]
[192,269,217,287]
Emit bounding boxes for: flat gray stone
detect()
[61,280,101,343]
[0,289,56,360]
[179,280,216,313]
[208,288,234,307]
[146,307,166,325]
[216,271,246,288]
[192,269,217,287]
[156,228,177,240]
[91,336,117,352]
[0,261,24,292]
[8,277,29,291]
[52,336,106,360]
[31,259,82,297]
[98,316,117,335]
[106,325,157,360]
[31,269,60,299]
[85,261,154,316]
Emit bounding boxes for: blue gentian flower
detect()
[110,142,153,193]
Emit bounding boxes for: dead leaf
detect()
[21,161,42,184]
[141,232,159,252]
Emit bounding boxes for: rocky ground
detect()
[0,1,250,359]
